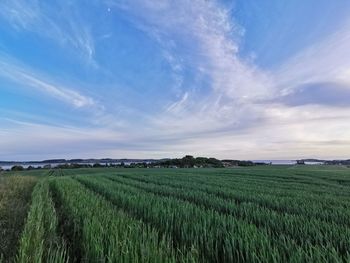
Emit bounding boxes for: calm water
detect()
[0,161,141,170]
[0,163,63,170]
[254,160,296,165]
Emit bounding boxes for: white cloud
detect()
[275,20,350,94]
[107,0,276,140]
[1,0,350,159]
[0,0,96,65]
[106,1,350,159]
[0,55,96,108]
[0,117,128,160]
[165,92,188,113]
[112,0,272,101]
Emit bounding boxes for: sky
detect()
[1,0,350,161]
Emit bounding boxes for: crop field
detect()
[1,166,350,262]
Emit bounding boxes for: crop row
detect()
[50,177,195,262]
[0,176,37,262]
[100,173,350,255]
[127,170,350,200]
[76,175,346,263]
[16,179,68,263]
[108,172,350,226]
[113,171,350,206]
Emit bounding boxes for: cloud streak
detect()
[275,20,350,95]
[107,1,350,159]
[0,0,96,65]
[0,54,96,108]
[1,0,350,160]
[113,0,272,100]
[108,0,275,139]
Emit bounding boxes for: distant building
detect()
[296,160,305,165]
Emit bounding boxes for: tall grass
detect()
[0,176,37,261]
[109,171,350,225]
[102,174,350,253]
[51,177,196,262]
[16,179,68,263]
[4,166,350,262]
[76,174,347,262]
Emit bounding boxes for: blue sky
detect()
[1,0,350,161]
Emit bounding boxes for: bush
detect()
[11,165,24,171]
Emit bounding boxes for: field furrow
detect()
[76,175,345,263]
[2,166,350,262]
[17,179,68,263]
[99,174,350,254]
[0,176,37,262]
[105,172,350,226]
[50,177,194,263]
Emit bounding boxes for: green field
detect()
[1,166,350,262]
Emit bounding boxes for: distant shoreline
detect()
[1,157,349,171]
[1,158,348,165]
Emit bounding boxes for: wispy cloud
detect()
[107,1,350,159]
[0,52,133,131]
[276,82,350,107]
[112,0,272,102]
[165,92,188,113]
[0,0,96,66]
[1,0,350,160]
[111,0,272,133]
[0,54,96,108]
[275,20,350,96]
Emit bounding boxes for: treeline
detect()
[152,155,224,168]
[324,160,350,165]
[4,156,269,171]
[149,156,267,168]
[222,160,267,167]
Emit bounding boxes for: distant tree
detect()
[182,155,195,168]
[11,165,24,171]
[221,160,255,167]
[128,163,136,168]
[153,155,225,168]
[56,164,70,169]
[207,158,224,168]
[195,157,208,166]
